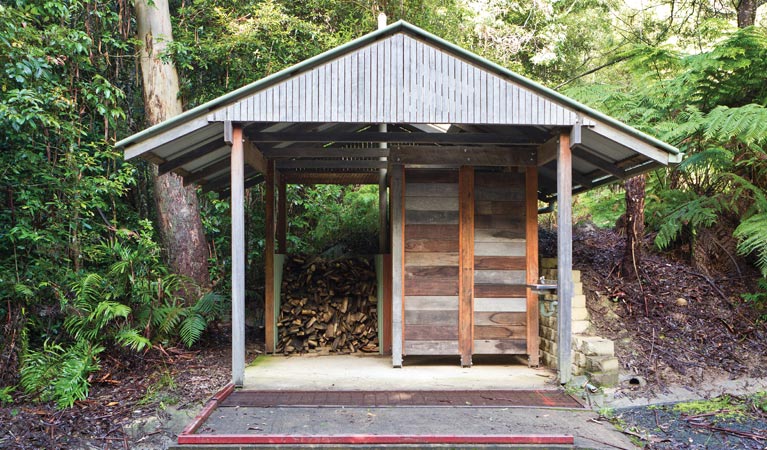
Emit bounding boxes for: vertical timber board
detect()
[265,160,276,354]
[383,254,393,355]
[557,131,573,384]
[526,166,540,366]
[390,165,404,367]
[459,166,475,367]
[277,174,287,254]
[375,254,385,355]
[231,126,245,386]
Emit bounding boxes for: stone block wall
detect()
[538,258,619,387]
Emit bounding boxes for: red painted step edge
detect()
[177,434,574,445]
[179,383,235,436]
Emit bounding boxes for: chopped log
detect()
[276,255,379,354]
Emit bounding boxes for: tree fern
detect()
[654,195,725,249]
[734,213,767,277]
[705,104,767,147]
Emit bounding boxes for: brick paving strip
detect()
[219,389,584,408]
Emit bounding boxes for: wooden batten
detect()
[277,174,287,253]
[525,166,540,366]
[458,166,475,367]
[265,160,276,353]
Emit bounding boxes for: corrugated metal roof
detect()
[115,20,681,197]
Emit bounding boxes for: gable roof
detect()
[116,20,680,198]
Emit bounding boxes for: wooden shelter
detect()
[117,20,680,386]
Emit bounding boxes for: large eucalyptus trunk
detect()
[736,0,758,28]
[621,174,646,279]
[135,0,210,293]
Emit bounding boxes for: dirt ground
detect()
[615,394,767,449]
[0,329,253,449]
[2,226,766,449]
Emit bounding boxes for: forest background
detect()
[1,0,766,409]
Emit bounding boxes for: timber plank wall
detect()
[403,170,460,355]
[473,171,528,355]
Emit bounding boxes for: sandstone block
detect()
[586,355,619,373]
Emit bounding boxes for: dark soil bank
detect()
[617,402,767,449]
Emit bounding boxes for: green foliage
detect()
[741,279,767,322]
[20,340,103,409]
[568,27,767,278]
[288,184,380,254]
[572,186,625,228]
[673,395,748,421]
[653,193,726,250]
[0,386,15,406]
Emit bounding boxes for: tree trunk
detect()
[135,0,210,293]
[736,0,757,28]
[621,174,646,279]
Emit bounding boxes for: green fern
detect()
[152,302,187,335]
[51,341,102,409]
[20,340,102,409]
[678,147,734,173]
[193,292,224,316]
[654,195,725,249]
[705,104,767,147]
[179,313,207,348]
[735,213,767,277]
[115,327,151,352]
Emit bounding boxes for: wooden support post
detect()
[230,125,245,386]
[458,166,474,367]
[383,253,393,355]
[526,166,540,367]
[265,160,276,354]
[390,165,404,367]
[379,123,388,254]
[277,175,287,254]
[557,131,573,384]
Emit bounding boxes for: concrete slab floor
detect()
[196,406,636,450]
[243,354,557,391]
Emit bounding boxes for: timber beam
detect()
[276,160,388,170]
[262,148,390,158]
[571,146,625,179]
[184,158,229,186]
[158,138,226,175]
[247,131,545,146]
[390,146,536,167]
[244,140,268,173]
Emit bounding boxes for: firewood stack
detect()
[277,255,379,354]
